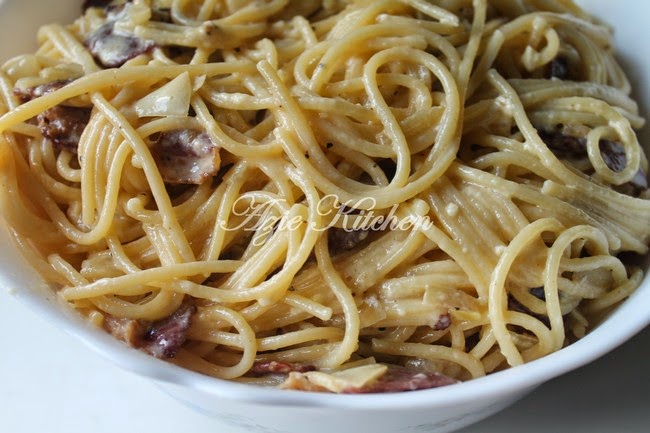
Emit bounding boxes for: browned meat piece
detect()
[538,129,587,158]
[343,365,459,393]
[328,227,369,254]
[15,79,89,153]
[599,139,628,173]
[538,129,647,195]
[37,105,91,154]
[142,303,196,358]
[598,139,648,194]
[14,79,90,153]
[86,23,155,68]
[152,129,221,185]
[433,312,452,331]
[248,361,317,376]
[13,79,72,103]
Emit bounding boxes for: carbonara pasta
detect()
[0,0,648,393]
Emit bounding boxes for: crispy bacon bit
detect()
[13,79,72,103]
[86,22,155,68]
[343,365,459,394]
[142,303,196,358]
[538,129,587,158]
[14,79,90,154]
[433,312,452,331]
[539,130,631,173]
[102,303,195,359]
[596,140,647,193]
[249,361,317,377]
[152,129,221,185]
[37,105,91,154]
[599,139,627,173]
[538,129,647,195]
[328,228,369,254]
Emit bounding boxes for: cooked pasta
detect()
[0,0,648,392]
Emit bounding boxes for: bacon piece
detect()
[37,105,91,154]
[599,139,628,173]
[152,129,221,185]
[595,139,647,193]
[102,303,195,359]
[433,312,452,331]
[86,22,155,68]
[14,79,90,153]
[538,129,587,158]
[248,361,317,377]
[142,303,196,358]
[343,365,459,393]
[539,130,632,173]
[13,79,72,103]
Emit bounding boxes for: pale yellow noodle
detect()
[0,0,648,388]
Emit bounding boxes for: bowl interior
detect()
[0,0,648,411]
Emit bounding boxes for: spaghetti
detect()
[0,0,648,392]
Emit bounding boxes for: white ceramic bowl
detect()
[0,1,648,433]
